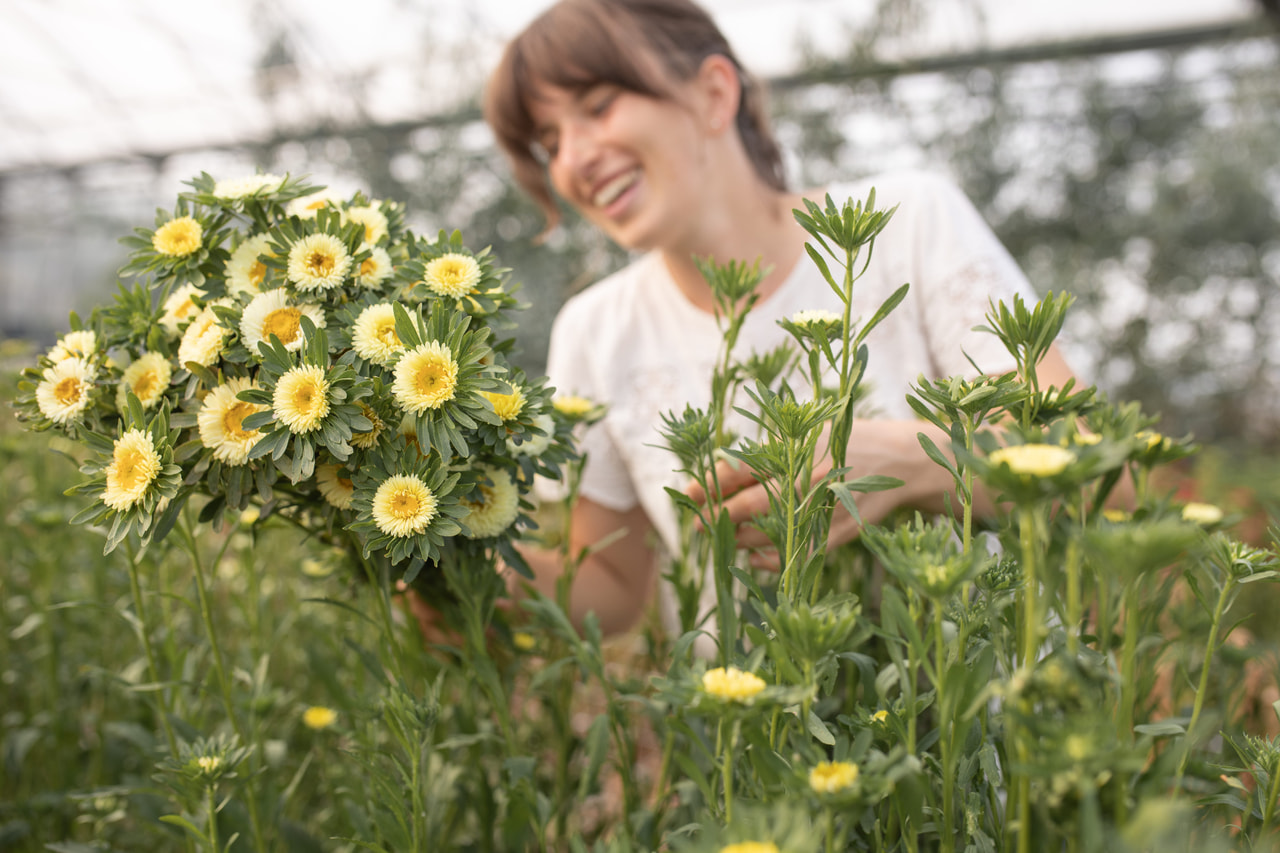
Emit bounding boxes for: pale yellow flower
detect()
[213,173,284,199]
[423,253,481,299]
[1064,734,1091,761]
[552,395,595,419]
[344,205,388,243]
[351,303,405,363]
[809,760,859,794]
[719,843,779,853]
[392,342,458,413]
[791,308,841,328]
[460,466,520,539]
[988,444,1076,478]
[102,428,162,511]
[1182,502,1224,525]
[286,189,344,219]
[481,385,525,422]
[152,216,203,256]
[302,705,337,730]
[48,329,97,363]
[36,357,96,424]
[196,756,222,774]
[1073,432,1102,446]
[225,234,274,295]
[350,402,385,450]
[372,474,438,538]
[701,667,766,703]
[1136,430,1165,451]
[287,233,352,292]
[240,507,261,525]
[177,305,228,368]
[871,709,889,724]
[1102,508,1130,523]
[355,245,394,289]
[116,352,171,411]
[507,412,554,458]
[273,366,330,434]
[513,632,536,652]
[197,377,266,466]
[240,289,325,355]
[316,464,355,510]
[160,284,206,337]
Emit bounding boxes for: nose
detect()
[554,118,601,181]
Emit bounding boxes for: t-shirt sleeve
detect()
[907,174,1040,379]
[533,297,642,512]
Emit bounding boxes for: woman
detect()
[482,0,1077,638]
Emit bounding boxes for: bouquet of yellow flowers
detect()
[13,172,578,587]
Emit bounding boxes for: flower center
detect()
[292,383,318,412]
[462,484,494,512]
[223,402,257,440]
[263,307,302,344]
[375,321,400,347]
[360,258,377,276]
[415,362,446,393]
[54,376,83,405]
[115,448,149,488]
[133,371,159,399]
[390,487,422,519]
[305,250,335,277]
[250,260,267,286]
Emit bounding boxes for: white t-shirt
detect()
[540,170,1038,638]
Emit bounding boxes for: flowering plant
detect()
[13,171,577,586]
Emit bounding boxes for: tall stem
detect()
[1176,578,1234,783]
[123,541,179,758]
[1019,508,1039,668]
[935,603,956,853]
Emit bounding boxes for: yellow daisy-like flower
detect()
[423,253,481,299]
[481,385,525,422]
[371,474,438,538]
[871,709,889,724]
[460,466,520,539]
[48,329,97,363]
[36,357,96,424]
[344,205,388,243]
[102,428,163,511]
[316,464,355,510]
[197,377,266,466]
[1102,508,1130,523]
[152,216,203,257]
[512,632,536,652]
[1136,430,1165,451]
[701,667,766,703]
[302,705,337,730]
[351,303,405,363]
[177,305,227,368]
[719,843,779,853]
[116,352,172,411]
[240,507,260,525]
[350,402,385,450]
[213,173,284,199]
[988,444,1076,478]
[552,395,595,419]
[809,760,859,794]
[160,284,206,337]
[196,756,222,775]
[225,234,274,295]
[355,245,394,289]
[392,341,458,413]
[273,365,331,434]
[240,289,325,355]
[287,233,353,292]
[286,189,344,219]
[507,412,554,457]
[1182,502,1224,525]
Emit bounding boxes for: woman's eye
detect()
[586,90,616,117]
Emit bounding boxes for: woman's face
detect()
[527,78,712,253]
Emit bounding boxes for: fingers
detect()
[684,455,758,505]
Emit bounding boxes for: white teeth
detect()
[592,169,638,207]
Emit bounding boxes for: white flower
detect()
[459,466,520,539]
[225,234,274,295]
[790,308,842,328]
[286,189,344,219]
[240,289,325,356]
[160,284,206,337]
[344,205,388,244]
[287,233,352,292]
[48,330,97,363]
[115,352,172,411]
[213,173,284,199]
[36,357,96,424]
[351,303,405,364]
[354,245,394,289]
[177,303,229,368]
[507,413,554,458]
[197,377,266,466]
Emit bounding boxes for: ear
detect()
[695,54,741,136]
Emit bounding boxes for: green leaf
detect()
[855,282,909,347]
[806,708,836,745]
[576,714,611,800]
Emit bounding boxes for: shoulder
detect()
[551,251,659,334]
[818,169,973,222]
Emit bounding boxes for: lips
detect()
[590,168,640,209]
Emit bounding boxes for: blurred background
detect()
[2,0,1277,454]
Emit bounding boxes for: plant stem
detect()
[936,603,956,853]
[1176,577,1235,784]
[1018,508,1039,668]
[1259,754,1280,835]
[123,541,179,758]
[1065,534,1082,656]
[207,784,219,853]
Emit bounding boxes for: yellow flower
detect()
[1102,508,1130,523]
[393,342,458,413]
[287,233,352,292]
[196,756,222,775]
[240,289,325,355]
[116,352,171,411]
[1136,430,1165,451]
[988,444,1076,478]
[198,377,266,466]
[36,357,96,424]
[152,216,203,257]
[102,428,162,511]
[273,366,331,434]
[350,402,385,450]
[719,844,779,853]
[344,205,388,243]
[552,395,596,419]
[48,329,97,363]
[177,305,228,368]
[226,234,274,295]
[481,385,525,422]
[287,189,344,219]
[513,632,536,652]
[316,464,355,510]
[240,507,260,525]
[352,303,405,363]
[372,474,438,538]
[213,173,284,199]
[423,253,481,299]
[302,705,337,731]
[701,667,766,703]
[460,466,520,539]
[355,245,394,289]
[791,308,841,328]
[871,709,889,724]
[1073,432,1102,446]
[809,760,859,794]
[1182,502,1224,525]
[160,284,206,337]
[1064,734,1091,761]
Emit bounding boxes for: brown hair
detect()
[483,0,787,230]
